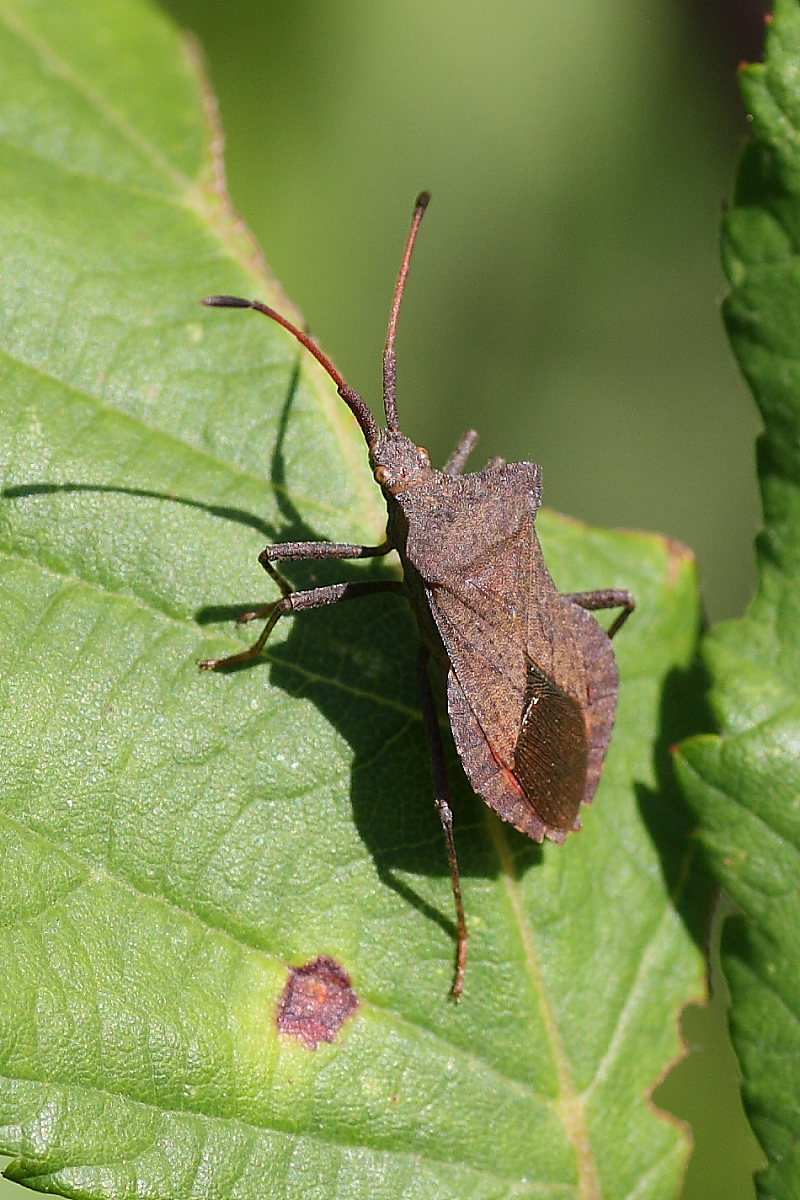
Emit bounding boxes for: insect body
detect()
[200,194,634,996]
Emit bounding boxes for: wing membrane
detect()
[407,469,617,838]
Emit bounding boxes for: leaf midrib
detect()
[488,814,600,1200]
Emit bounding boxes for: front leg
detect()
[564,588,635,639]
[238,538,392,624]
[442,430,478,475]
[442,431,505,476]
[200,578,406,670]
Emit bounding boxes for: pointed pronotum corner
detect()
[277,956,359,1050]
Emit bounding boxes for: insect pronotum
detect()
[200,193,634,997]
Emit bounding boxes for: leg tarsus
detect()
[200,603,283,669]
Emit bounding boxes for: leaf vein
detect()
[0,5,193,194]
[580,840,700,1103]
[0,1070,549,1187]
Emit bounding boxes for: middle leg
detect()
[200,578,405,670]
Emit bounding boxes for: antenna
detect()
[383,192,430,432]
[201,295,380,449]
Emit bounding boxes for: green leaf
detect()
[0,2,707,1198]
[676,5,800,1198]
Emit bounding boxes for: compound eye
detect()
[374,465,392,486]
[415,446,431,466]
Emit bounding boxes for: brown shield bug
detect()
[200,193,634,997]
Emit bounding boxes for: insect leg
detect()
[564,588,635,638]
[416,646,469,998]
[442,430,479,475]
[237,539,392,624]
[443,433,506,476]
[199,579,405,670]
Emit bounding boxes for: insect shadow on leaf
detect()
[0,373,454,957]
[200,193,634,997]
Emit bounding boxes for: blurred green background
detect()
[0,2,768,1198]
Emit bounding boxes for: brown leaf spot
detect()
[277,956,359,1050]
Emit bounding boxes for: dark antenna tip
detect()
[383,193,431,432]
[201,292,380,448]
[201,295,253,309]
